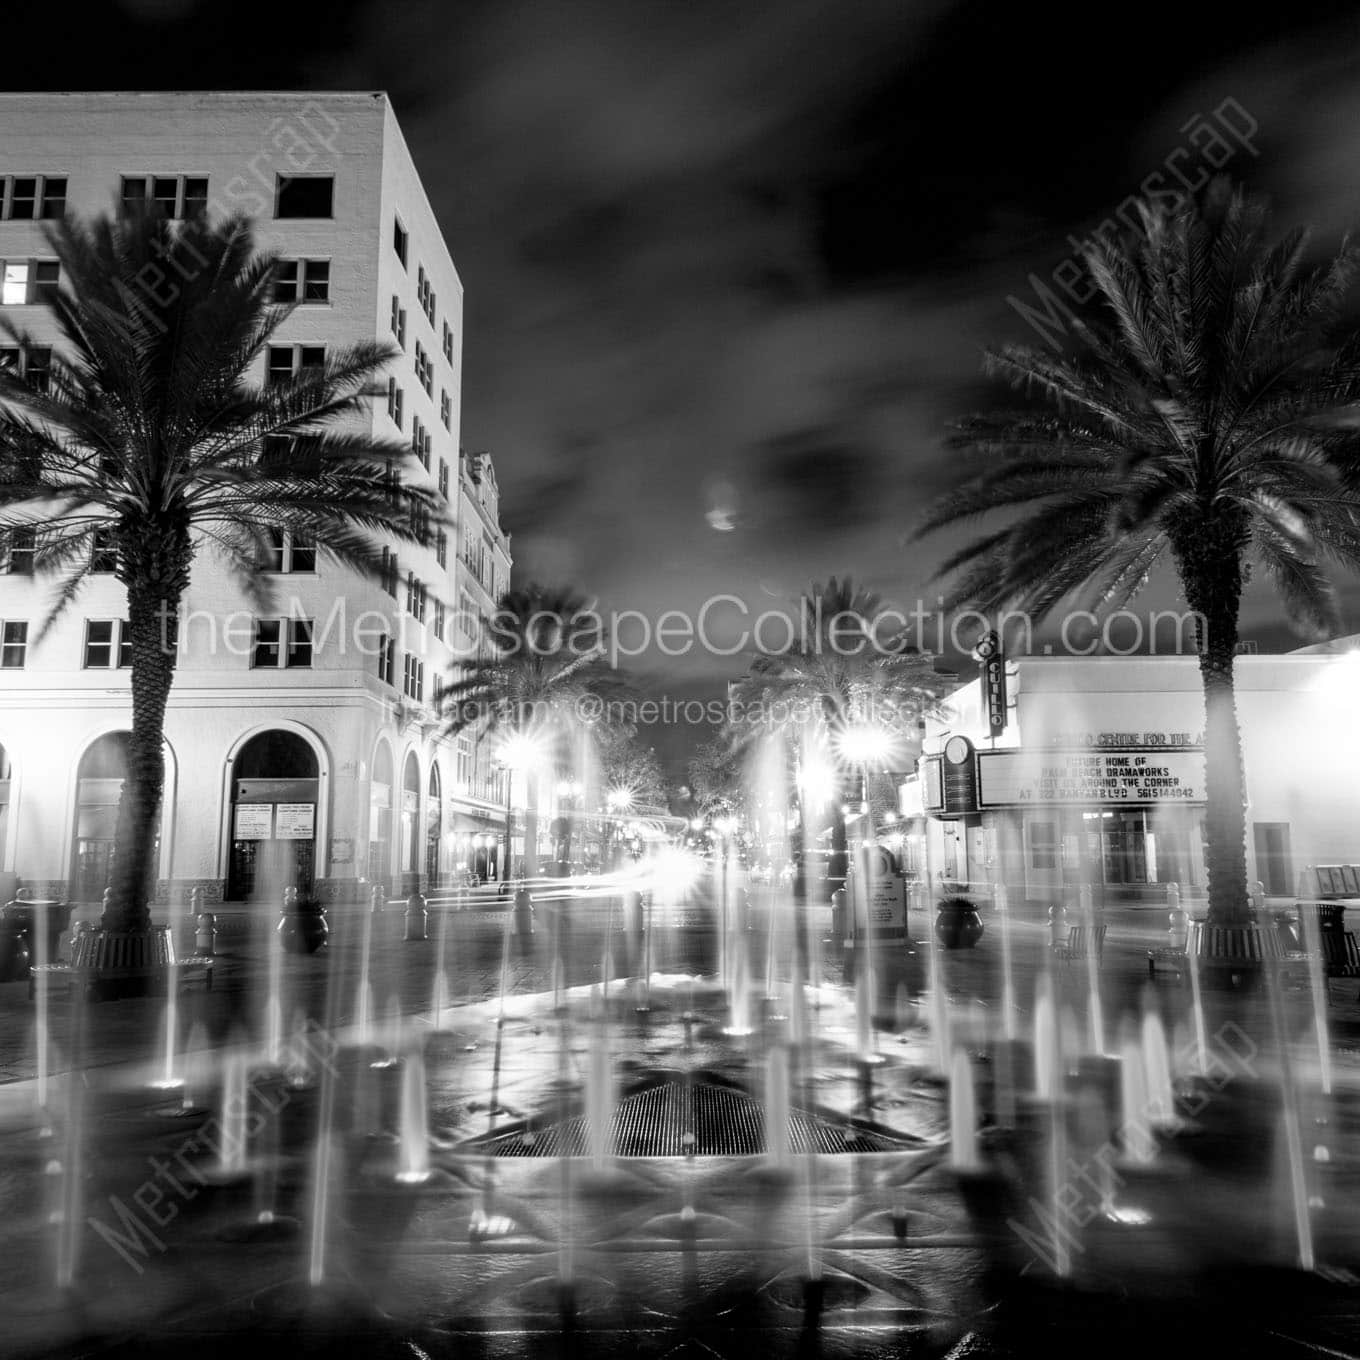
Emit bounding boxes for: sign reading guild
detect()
[974,629,1006,737]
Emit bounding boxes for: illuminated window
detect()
[2,263,28,305]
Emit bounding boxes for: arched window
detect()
[369,743,394,889]
[400,752,421,886]
[426,762,442,888]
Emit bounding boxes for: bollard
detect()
[187,886,204,952]
[195,910,217,956]
[370,884,386,915]
[831,888,848,945]
[1168,907,1189,952]
[1048,902,1067,948]
[513,886,534,936]
[404,892,428,942]
[624,890,643,940]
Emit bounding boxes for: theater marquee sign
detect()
[977,747,1206,806]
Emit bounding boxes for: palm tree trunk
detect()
[1176,528,1249,926]
[105,574,181,932]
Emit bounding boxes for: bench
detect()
[1310,929,1360,1004]
[29,926,213,999]
[1052,923,1106,967]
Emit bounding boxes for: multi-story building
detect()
[0,91,512,906]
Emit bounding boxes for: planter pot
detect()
[277,903,328,955]
[935,897,983,950]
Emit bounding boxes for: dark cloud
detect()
[10,0,1360,710]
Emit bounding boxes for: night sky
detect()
[11,0,1360,768]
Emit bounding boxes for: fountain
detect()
[1297,902,1334,1095]
[586,1021,614,1173]
[217,1049,251,1178]
[765,1045,792,1170]
[1079,884,1105,1056]
[396,1040,432,1184]
[1033,976,1058,1102]
[949,1048,980,1171]
[1140,1005,1176,1129]
[1118,1027,1156,1165]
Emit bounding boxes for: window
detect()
[33,261,59,302]
[2,259,60,306]
[90,530,117,573]
[435,530,447,569]
[263,528,316,573]
[0,621,27,669]
[274,259,330,303]
[414,341,433,396]
[2,176,65,221]
[40,178,66,218]
[433,600,446,639]
[393,217,408,267]
[416,266,436,325]
[406,572,427,624]
[390,296,407,348]
[386,379,404,429]
[268,345,326,384]
[119,175,208,219]
[441,321,454,364]
[252,617,313,668]
[377,635,395,685]
[1,263,26,306]
[1027,820,1059,872]
[439,389,451,430]
[275,175,334,218]
[402,652,425,701]
[411,417,431,468]
[0,342,55,395]
[6,528,34,575]
[286,619,314,668]
[182,177,209,217]
[456,735,472,787]
[83,620,132,669]
[380,548,398,598]
[437,459,449,498]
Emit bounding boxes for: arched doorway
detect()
[227,729,319,901]
[400,752,421,894]
[368,743,393,890]
[426,762,442,889]
[72,732,162,903]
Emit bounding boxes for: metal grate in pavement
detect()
[466,1076,901,1157]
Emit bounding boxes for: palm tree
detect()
[440,584,621,879]
[687,737,743,818]
[917,179,1360,927]
[730,577,944,891]
[0,209,440,936]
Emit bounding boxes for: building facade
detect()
[900,648,1360,905]
[0,91,513,906]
